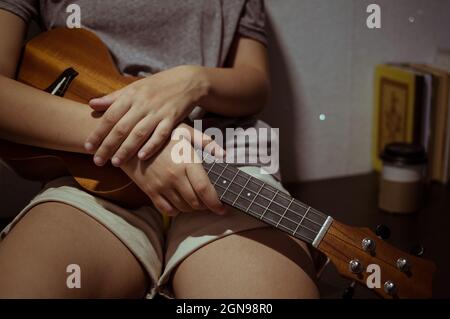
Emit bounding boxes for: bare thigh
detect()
[0,202,148,298]
[171,227,319,299]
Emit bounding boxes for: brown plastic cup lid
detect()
[380,142,427,166]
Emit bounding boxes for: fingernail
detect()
[138,151,146,159]
[112,157,121,167]
[84,142,94,152]
[94,156,104,166]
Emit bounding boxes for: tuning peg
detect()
[410,243,425,257]
[396,258,411,273]
[375,224,391,239]
[383,280,397,296]
[342,281,356,299]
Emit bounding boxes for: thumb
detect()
[89,89,123,111]
[177,123,225,159]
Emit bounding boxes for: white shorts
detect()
[0,166,289,298]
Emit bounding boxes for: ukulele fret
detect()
[212,163,228,187]
[260,189,279,220]
[220,169,239,201]
[206,161,216,175]
[276,197,294,227]
[246,181,265,214]
[293,206,310,236]
[232,172,251,207]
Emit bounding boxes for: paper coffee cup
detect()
[378,143,427,214]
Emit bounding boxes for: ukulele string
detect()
[200,150,327,223]
[208,171,321,238]
[204,159,325,229]
[213,182,318,241]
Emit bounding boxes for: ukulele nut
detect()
[383,280,397,295]
[348,259,363,274]
[396,258,411,273]
[361,237,376,253]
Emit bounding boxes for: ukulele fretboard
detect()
[201,156,333,247]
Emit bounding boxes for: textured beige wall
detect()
[263,0,450,182]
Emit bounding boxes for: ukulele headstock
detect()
[317,220,435,298]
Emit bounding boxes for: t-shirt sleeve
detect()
[237,0,267,46]
[0,0,38,24]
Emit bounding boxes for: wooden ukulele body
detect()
[0,28,149,207]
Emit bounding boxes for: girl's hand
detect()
[84,65,209,167]
[121,123,227,216]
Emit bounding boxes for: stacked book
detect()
[372,50,450,184]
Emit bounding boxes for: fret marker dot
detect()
[247,193,251,197]
[223,180,227,184]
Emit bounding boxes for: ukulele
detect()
[0,28,435,298]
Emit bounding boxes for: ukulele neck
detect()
[202,158,333,247]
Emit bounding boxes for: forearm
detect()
[0,75,99,154]
[195,65,269,117]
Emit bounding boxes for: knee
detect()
[0,203,91,297]
[0,202,147,298]
[172,228,320,299]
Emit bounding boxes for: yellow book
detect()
[433,49,450,184]
[372,64,421,171]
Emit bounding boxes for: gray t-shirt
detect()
[0,0,280,178]
[0,0,266,74]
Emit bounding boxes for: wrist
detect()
[179,65,211,105]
